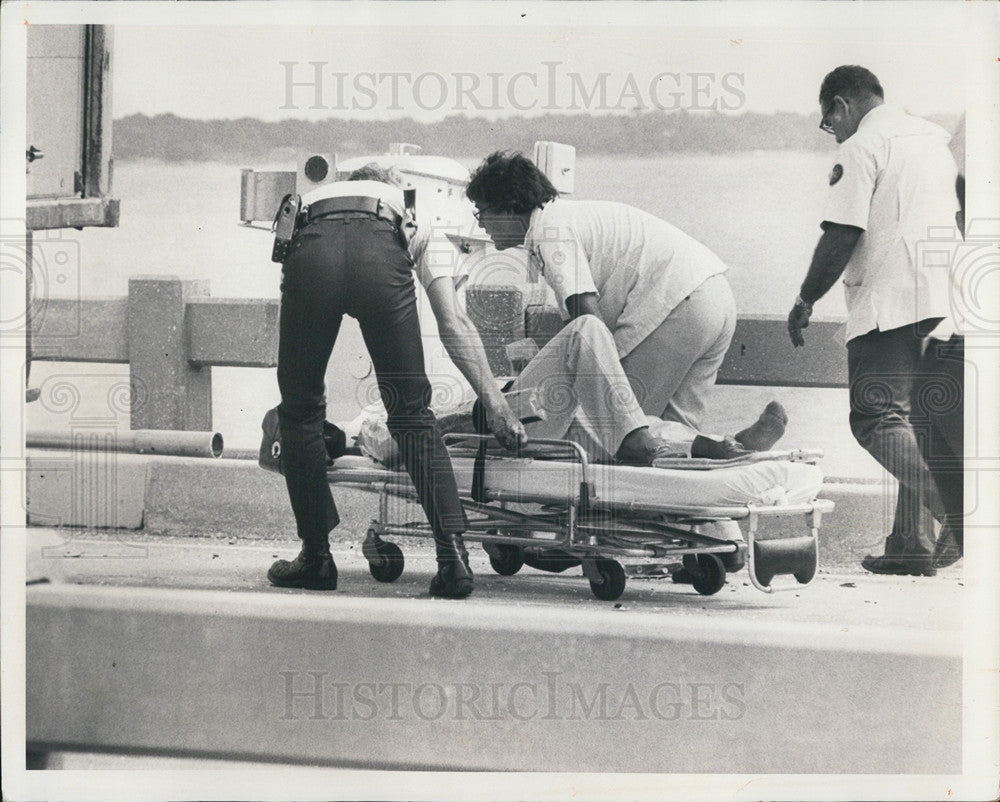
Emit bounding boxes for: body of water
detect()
[25,153,878,479]
[46,152,846,313]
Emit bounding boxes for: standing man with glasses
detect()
[787,65,963,576]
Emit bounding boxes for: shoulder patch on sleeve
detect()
[829,163,844,185]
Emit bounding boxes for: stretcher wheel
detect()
[368,541,404,583]
[488,544,524,576]
[688,554,726,596]
[589,559,626,601]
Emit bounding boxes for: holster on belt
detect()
[271,194,301,263]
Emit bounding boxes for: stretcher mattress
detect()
[328,453,825,513]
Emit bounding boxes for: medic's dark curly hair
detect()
[465,151,559,214]
[819,66,883,110]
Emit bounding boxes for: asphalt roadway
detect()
[27,528,963,632]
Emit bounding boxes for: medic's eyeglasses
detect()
[472,206,496,222]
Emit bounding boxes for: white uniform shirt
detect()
[523,198,729,358]
[302,180,459,289]
[821,104,959,342]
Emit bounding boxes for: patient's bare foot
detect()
[734,401,788,451]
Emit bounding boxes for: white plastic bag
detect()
[357,415,400,467]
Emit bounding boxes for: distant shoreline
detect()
[113,110,961,163]
[111,149,835,167]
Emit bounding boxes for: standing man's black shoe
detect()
[429,561,474,598]
[861,554,936,577]
[268,549,338,590]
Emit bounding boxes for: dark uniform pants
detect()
[847,320,946,558]
[276,212,468,544]
[916,334,964,549]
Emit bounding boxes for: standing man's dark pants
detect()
[916,334,964,563]
[848,321,945,574]
[271,212,470,594]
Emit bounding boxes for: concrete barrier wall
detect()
[26,583,960,773]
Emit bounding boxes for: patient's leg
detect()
[509,316,649,461]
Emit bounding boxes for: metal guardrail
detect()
[28,277,848,431]
[30,276,279,430]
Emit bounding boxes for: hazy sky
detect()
[107,14,971,123]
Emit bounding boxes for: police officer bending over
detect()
[268,164,524,598]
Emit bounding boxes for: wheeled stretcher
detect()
[315,433,834,601]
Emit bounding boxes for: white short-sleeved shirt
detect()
[821,104,960,342]
[523,198,729,358]
[302,180,462,290]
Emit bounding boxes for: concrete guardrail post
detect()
[127,276,212,431]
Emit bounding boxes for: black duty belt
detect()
[306,195,402,227]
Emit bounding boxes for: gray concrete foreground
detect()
[24,530,963,774]
[25,530,963,630]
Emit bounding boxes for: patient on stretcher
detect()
[434,316,787,466]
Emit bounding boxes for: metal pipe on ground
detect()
[26,429,224,459]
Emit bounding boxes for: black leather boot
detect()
[268,543,338,590]
[429,533,473,598]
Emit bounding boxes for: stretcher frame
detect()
[326,434,834,601]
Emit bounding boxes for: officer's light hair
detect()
[348,163,404,187]
[819,65,884,109]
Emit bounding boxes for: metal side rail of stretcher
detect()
[328,435,833,601]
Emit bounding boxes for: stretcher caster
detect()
[752,536,817,588]
[587,558,627,601]
[522,550,582,573]
[681,554,727,596]
[362,528,405,583]
[484,542,524,576]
